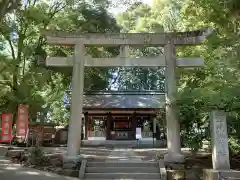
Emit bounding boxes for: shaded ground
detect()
[2,144,240,180]
[0,145,79,180]
[3,146,112,162]
[33,146,112,162]
[133,148,167,161]
[132,148,209,161]
[80,147,112,162]
[0,163,79,180]
[3,145,113,177]
[0,145,7,156]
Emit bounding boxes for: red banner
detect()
[1,114,13,142]
[16,104,29,138]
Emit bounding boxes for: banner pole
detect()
[25,128,29,148]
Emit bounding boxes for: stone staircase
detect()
[83,161,166,180]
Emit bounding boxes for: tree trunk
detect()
[35,113,44,147]
[38,115,44,147]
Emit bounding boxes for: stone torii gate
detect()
[43,29,212,164]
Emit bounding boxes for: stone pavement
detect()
[106,148,142,162]
[0,163,80,180]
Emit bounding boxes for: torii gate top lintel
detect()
[42,28,213,46]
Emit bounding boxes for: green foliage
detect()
[27,146,49,166]
[229,137,240,154]
[116,0,240,152]
[178,0,240,151]
[0,0,21,23]
[0,0,120,125]
[116,3,165,91]
[1,0,240,154]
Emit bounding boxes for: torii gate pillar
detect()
[164,43,184,163]
[63,44,85,167]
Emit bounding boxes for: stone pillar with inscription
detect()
[164,43,184,163]
[210,110,230,170]
[64,44,85,167]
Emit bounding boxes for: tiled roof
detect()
[83,92,165,109]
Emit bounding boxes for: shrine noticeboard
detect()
[136,127,142,140]
[1,114,13,142]
[16,104,29,138]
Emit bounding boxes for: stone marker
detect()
[210,110,230,170]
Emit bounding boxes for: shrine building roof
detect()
[67,91,165,110]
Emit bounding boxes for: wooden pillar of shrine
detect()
[84,112,88,140]
[132,112,137,140]
[106,113,112,140]
[88,118,92,137]
[150,114,156,139]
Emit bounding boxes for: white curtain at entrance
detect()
[142,122,152,138]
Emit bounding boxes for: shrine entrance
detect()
[43,29,212,163]
[65,91,165,141]
[109,118,132,140]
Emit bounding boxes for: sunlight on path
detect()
[106,148,142,162]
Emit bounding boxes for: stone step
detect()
[85,179,161,180]
[87,161,158,167]
[85,173,160,179]
[86,167,159,173]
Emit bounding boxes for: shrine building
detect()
[65,90,165,141]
